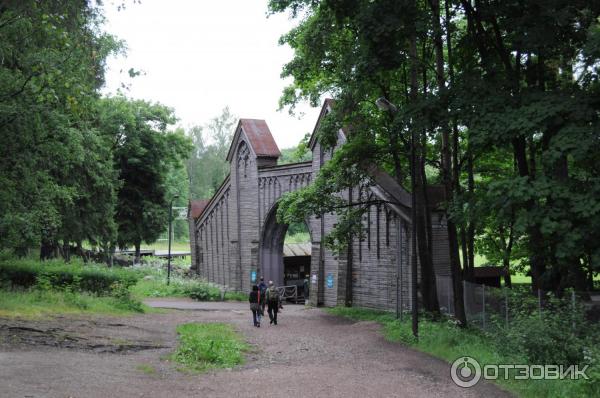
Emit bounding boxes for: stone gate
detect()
[188,100,451,310]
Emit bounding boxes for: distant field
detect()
[140,240,191,252]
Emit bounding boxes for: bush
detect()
[130,272,224,301]
[0,258,141,295]
[489,288,594,366]
[110,281,144,312]
[186,283,221,301]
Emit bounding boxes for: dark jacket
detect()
[249,291,259,303]
[258,281,267,295]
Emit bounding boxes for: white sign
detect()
[173,207,188,220]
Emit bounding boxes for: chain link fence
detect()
[435,275,598,331]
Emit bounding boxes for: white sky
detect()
[101,0,321,149]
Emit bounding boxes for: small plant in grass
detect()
[172,322,249,372]
[136,364,157,375]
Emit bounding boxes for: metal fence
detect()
[435,275,597,331]
[276,285,302,303]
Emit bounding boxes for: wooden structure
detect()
[188,100,452,311]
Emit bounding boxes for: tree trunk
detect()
[432,0,466,325]
[586,254,594,291]
[415,169,440,315]
[76,241,87,263]
[62,240,71,262]
[503,256,512,288]
[466,150,475,268]
[40,241,55,261]
[134,241,141,265]
[409,25,420,335]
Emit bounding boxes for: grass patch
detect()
[136,364,157,375]
[223,291,247,301]
[0,289,149,318]
[140,240,191,252]
[326,307,600,398]
[131,275,224,301]
[129,261,246,302]
[172,322,249,372]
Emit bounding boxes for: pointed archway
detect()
[259,204,311,288]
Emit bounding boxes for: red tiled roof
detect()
[189,199,210,219]
[239,119,281,158]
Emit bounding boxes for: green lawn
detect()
[0,289,151,318]
[140,240,191,252]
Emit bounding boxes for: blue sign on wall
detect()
[326,273,334,289]
[250,270,257,283]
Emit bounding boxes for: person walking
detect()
[249,285,261,327]
[265,280,281,325]
[258,277,267,315]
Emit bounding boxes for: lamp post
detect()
[376,97,418,339]
[167,194,180,286]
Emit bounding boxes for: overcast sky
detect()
[101,0,321,149]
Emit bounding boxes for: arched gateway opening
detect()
[260,205,311,298]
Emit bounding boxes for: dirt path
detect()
[0,299,512,397]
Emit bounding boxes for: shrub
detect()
[0,258,141,295]
[186,282,221,301]
[489,289,593,366]
[110,281,144,312]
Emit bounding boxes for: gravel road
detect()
[0,299,512,398]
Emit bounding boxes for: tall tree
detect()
[186,107,237,200]
[0,0,121,257]
[270,0,600,315]
[97,96,192,263]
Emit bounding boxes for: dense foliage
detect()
[0,2,191,261]
[270,0,600,321]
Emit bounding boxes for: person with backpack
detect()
[265,280,281,325]
[249,285,261,327]
[258,277,267,315]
